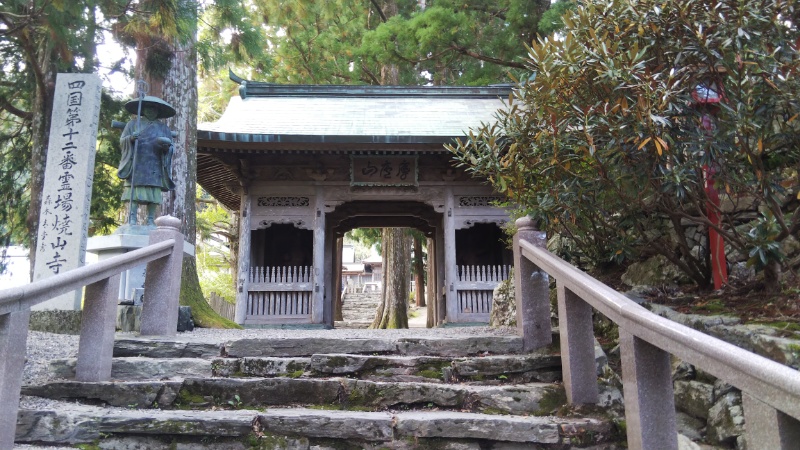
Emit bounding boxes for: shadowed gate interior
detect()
[248,225,314,321]
[455,223,513,320]
[325,201,442,327]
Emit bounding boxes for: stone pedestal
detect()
[87,232,151,304]
[87,229,195,305]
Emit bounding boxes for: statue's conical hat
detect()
[125,96,176,119]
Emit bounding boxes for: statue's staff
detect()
[127,79,149,224]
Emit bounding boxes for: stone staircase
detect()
[16,331,623,449]
[336,291,383,328]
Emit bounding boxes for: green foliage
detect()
[218,0,564,87]
[347,228,383,253]
[747,212,786,271]
[450,0,800,287]
[196,189,237,301]
[361,0,557,85]
[0,0,201,246]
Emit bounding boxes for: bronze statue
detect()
[117,95,176,226]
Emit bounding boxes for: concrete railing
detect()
[0,216,184,449]
[512,217,800,450]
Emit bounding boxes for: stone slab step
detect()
[113,336,526,359]
[22,377,568,416]
[333,320,372,329]
[47,352,562,384]
[304,352,561,383]
[16,404,615,446]
[49,357,213,381]
[113,338,222,358]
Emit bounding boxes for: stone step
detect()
[16,404,615,447]
[22,377,569,416]
[113,336,527,359]
[47,351,562,384]
[333,320,372,329]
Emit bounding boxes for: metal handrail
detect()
[0,239,175,316]
[519,239,800,421]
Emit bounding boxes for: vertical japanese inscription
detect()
[32,74,102,310]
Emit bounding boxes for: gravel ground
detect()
[15,325,517,449]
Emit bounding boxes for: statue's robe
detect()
[118,119,175,204]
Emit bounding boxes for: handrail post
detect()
[512,217,552,351]
[557,284,598,404]
[75,273,122,381]
[140,216,184,336]
[743,392,800,448]
[0,309,30,449]
[620,329,678,450]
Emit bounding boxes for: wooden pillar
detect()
[323,226,334,327]
[435,225,446,326]
[426,236,436,328]
[234,189,251,325]
[334,236,344,322]
[312,188,326,324]
[443,187,458,323]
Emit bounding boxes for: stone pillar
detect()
[234,191,251,325]
[76,273,121,381]
[619,329,677,450]
[0,309,30,450]
[443,186,458,323]
[33,74,102,310]
[743,393,800,449]
[557,284,598,404]
[512,217,552,351]
[312,188,326,324]
[140,216,184,336]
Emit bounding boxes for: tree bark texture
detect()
[134,3,233,327]
[27,38,56,276]
[370,228,409,329]
[413,236,425,307]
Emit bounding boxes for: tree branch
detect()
[369,0,388,22]
[0,95,32,120]
[449,44,526,69]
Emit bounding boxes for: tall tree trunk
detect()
[370,228,409,329]
[413,236,425,307]
[135,1,236,328]
[26,38,56,276]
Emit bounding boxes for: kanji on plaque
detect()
[351,155,418,186]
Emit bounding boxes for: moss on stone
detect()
[175,387,207,409]
[285,361,308,373]
[533,386,568,416]
[479,407,511,415]
[285,370,305,378]
[417,369,443,380]
[322,356,350,370]
[76,443,102,450]
[244,431,289,449]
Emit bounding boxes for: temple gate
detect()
[197,77,513,327]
